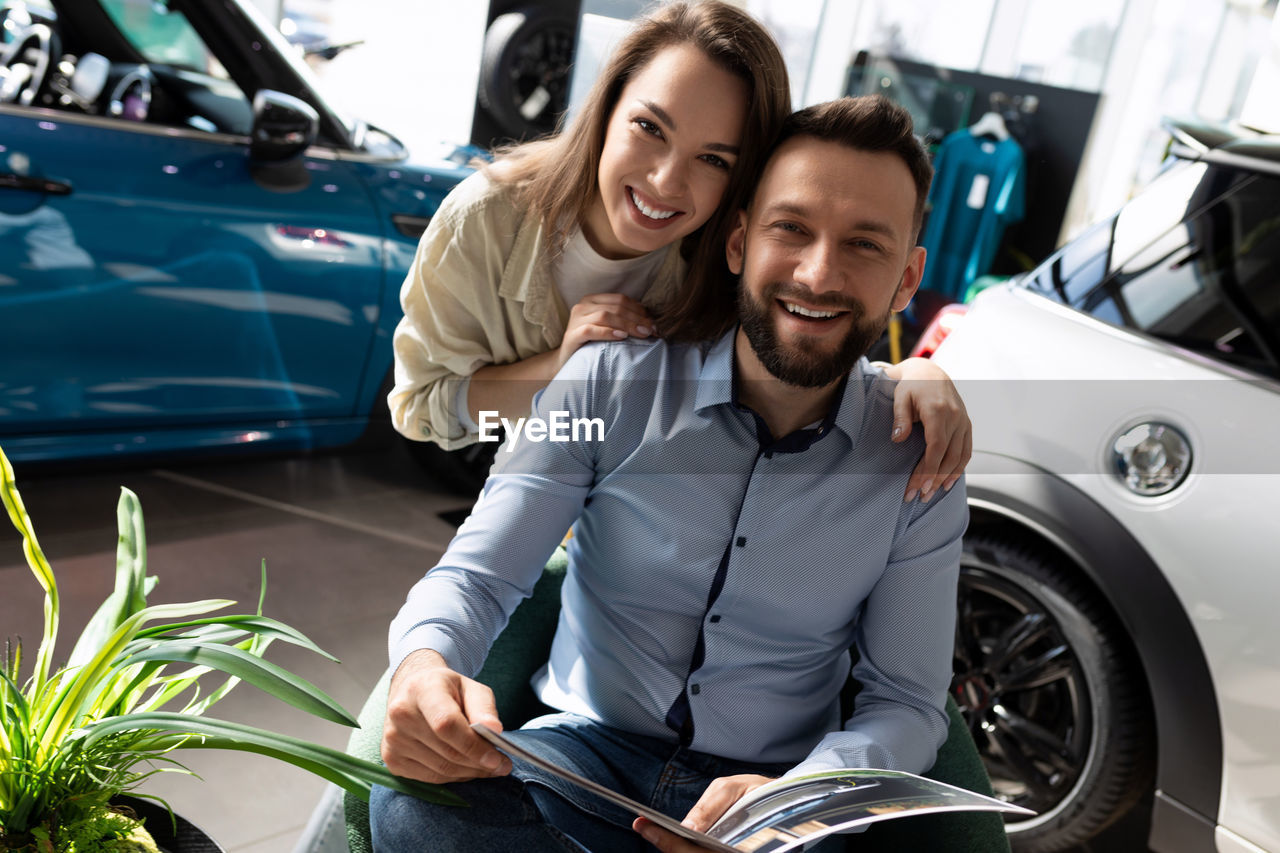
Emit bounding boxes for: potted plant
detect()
[0,446,460,852]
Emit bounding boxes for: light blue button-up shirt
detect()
[390,330,966,776]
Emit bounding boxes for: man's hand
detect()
[883,356,972,502]
[557,293,655,370]
[380,649,513,784]
[632,774,774,851]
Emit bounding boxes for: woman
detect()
[390,0,968,500]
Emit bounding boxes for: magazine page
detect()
[471,724,739,853]
[474,724,1032,853]
[706,767,1034,853]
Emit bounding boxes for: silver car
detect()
[930,119,1280,853]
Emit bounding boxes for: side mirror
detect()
[249,89,318,162]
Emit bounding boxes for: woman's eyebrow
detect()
[639,100,740,155]
[641,100,677,130]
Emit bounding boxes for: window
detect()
[857,0,995,72]
[1079,167,1280,377]
[1002,0,1123,91]
[100,0,228,80]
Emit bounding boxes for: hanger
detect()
[968,111,1009,141]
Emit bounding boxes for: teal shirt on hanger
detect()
[919,129,1026,300]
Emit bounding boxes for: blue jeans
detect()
[370,712,845,852]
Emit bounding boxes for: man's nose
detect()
[794,239,842,292]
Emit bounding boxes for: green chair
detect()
[344,550,1010,852]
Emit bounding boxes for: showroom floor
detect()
[0,427,1151,852]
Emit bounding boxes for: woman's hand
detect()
[632,774,774,851]
[882,357,972,502]
[468,294,654,425]
[557,293,655,369]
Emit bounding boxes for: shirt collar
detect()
[693,329,737,412]
[694,327,869,444]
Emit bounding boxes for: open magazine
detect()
[472,723,1033,852]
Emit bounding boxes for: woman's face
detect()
[583,43,749,260]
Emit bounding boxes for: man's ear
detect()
[725,210,748,276]
[891,246,926,313]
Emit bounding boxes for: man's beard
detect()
[738,281,892,388]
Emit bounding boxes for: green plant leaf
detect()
[81,713,466,806]
[121,643,357,726]
[130,615,339,662]
[99,660,167,717]
[0,448,467,836]
[0,447,60,693]
[0,664,32,730]
[68,488,152,670]
[40,599,235,749]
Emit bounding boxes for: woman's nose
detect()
[649,155,687,197]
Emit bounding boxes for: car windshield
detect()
[100,0,230,79]
[1088,164,1280,377]
[99,0,358,145]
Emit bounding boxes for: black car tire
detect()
[403,435,499,497]
[478,6,575,139]
[953,533,1154,852]
[365,370,497,496]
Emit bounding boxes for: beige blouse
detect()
[389,171,687,449]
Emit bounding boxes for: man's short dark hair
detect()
[762,95,933,243]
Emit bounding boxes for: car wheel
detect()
[478,6,575,139]
[403,436,500,497]
[952,533,1154,852]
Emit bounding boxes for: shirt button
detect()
[421,425,432,437]
[709,615,721,623]
[736,536,746,547]
[764,452,773,459]
[691,684,701,695]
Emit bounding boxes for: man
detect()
[371,95,966,853]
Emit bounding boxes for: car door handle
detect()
[0,173,73,195]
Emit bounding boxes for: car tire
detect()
[403,436,499,497]
[478,6,575,139]
[953,533,1154,852]
[367,370,497,495]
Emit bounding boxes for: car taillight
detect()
[909,303,969,358]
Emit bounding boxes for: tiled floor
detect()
[0,432,1151,851]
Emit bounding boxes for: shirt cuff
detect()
[453,374,480,435]
[390,625,467,681]
[780,729,902,782]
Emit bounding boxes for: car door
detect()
[0,0,384,442]
[1066,161,1280,848]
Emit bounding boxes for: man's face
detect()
[727,136,926,388]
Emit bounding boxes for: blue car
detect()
[0,0,473,464]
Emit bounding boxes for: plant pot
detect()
[114,796,225,853]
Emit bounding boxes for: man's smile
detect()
[780,300,848,321]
